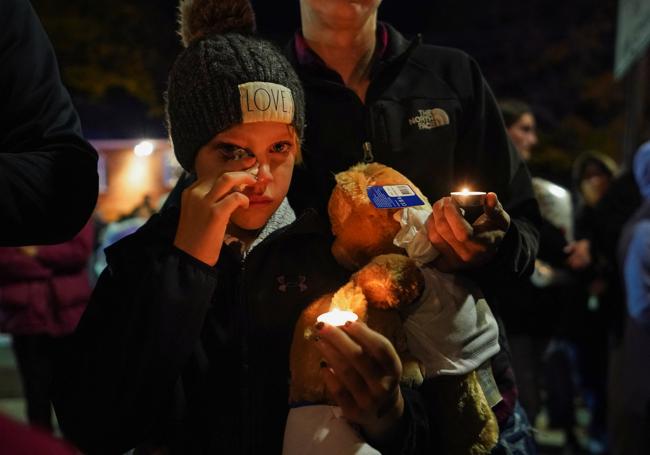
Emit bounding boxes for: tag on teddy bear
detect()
[367,185,425,209]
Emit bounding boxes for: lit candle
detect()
[316,308,358,327]
[450,187,486,207]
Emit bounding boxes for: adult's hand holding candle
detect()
[425,191,511,272]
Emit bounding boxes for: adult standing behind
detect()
[0,1,96,452]
[286,0,540,450]
[0,221,94,432]
[501,99,584,448]
[0,0,98,246]
[613,141,650,455]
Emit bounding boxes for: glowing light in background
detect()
[133,140,154,157]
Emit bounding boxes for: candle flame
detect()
[461,187,470,194]
[317,308,358,327]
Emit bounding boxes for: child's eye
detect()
[271,141,292,154]
[216,144,254,161]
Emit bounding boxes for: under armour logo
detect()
[277,275,308,292]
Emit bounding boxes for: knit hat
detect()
[166,0,305,171]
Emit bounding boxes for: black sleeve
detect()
[0,0,98,246]
[369,386,431,455]
[453,56,541,281]
[52,230,217,454]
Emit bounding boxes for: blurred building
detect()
[91,139,182,221]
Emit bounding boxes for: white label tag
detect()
[239,82,294,125]
[384,185,415,198]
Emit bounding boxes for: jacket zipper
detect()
[363,96,376,163]
[238,258,253,454]
[362,141,375,162]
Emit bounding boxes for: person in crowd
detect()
[284,2,541,451]
[0,222,94,432]
[500,99,539,162]
[0,0,97,453]
[52,1,430,453]
[569,150,619,453]
[500,99,592,452]
[499,99,567,424]
[92,195,159,280]
[0,413,78,454]
[613,141,650,455]
[0,0,98,246]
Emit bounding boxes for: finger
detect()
[182,178,213,203]
[317,322,394,398]
[320,366,359,419]
[428,226,464,269]
[434,199,473,260]
[206,172,257,202]
[442,198,474,243]
[432,199,458,246]
[213,192,250,217]
[341,322,402,407]
[314,332,371,403]
[340,322,400,376]
[483,192,509,229]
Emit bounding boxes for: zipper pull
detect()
[362,141,375,163]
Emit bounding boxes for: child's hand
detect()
[174,172,256,265]
[313,321,405,446]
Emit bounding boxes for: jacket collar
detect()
[225,198,297,258]
[287,22,420,82]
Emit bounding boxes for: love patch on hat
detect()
[239,82,294,125]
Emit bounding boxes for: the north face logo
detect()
[408,108,450,130]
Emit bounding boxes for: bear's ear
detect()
[328,187,352,234]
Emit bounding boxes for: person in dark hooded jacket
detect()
[610,141,650,455]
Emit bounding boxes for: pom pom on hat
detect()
[178,0,256,47]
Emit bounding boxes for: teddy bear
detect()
[284,163,501,455]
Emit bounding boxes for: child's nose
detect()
[256,163,273,183]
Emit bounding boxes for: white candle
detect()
[316,308,358,327]
[450,188,486,207]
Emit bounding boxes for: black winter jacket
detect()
[53,207,430,454]
[0,0,98,245]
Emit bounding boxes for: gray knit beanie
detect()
[166,0,305,171]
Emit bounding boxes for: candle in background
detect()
[450,188,486,207]
[316,308,358,327]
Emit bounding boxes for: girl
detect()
[52,1,428,453]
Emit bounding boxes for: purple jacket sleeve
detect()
[36,222,94,273]
[0,247,50,282]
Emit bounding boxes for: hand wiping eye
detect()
[227,148,259,179]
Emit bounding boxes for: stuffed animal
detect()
[284,163,500,455]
